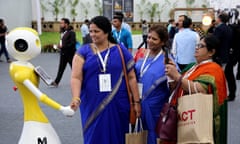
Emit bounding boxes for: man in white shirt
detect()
[171,15,200,71]
[80,19,92,44]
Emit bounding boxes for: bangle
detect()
[72,97,81,103]
[133,100,141,104]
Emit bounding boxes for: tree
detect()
[185,0,195,16]
[136,0,147,21]
[147,2,159,22]
[49,0,65,21]
[156,0,170,22]
[169,0,178,19]
[94,0,103,16]
[69,0,79,21]
[80,2,91,19]
[186,0,195,8]
[40,0,48,21]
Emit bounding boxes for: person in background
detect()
[166,35,228,144]
[213,12,232,65]
[50,18,76,87]
[171,15,200,71]
[0,18,11,63]
[112,14,133,53]
[234,20,240,80]
[213,12,234,101]
[70,16,141,144]
[137,20,148,49]
[135,25,174,144]
[113,12,132,33]
[168,20,177,49]
[207,19,216,35]
[80,19,92,44]
[167,19,175,33]
[225,20,240,101]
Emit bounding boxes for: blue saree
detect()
[135,54,170,144]
[77,44,134,144]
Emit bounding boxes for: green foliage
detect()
[186,0,195,8]
[147,2,159,22]
[80,2,91,19]
[136,0,147,20]
[94,0,103,15]
[40,0,48,17]
[69,0,79,19]
[156,0,171,21]
[48,0,65,21]
[39,31,141,50]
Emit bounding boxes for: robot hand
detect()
[60,106,75,117]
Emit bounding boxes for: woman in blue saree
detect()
[70,16,141,144]
[135,25,172,144]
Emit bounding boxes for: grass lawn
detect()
[39,30,141,49]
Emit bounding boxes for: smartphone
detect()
[164,47,169,64]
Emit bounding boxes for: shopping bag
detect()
[177,93,214,144]
[125,118,148,144]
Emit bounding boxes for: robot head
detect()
[6,27,41,61]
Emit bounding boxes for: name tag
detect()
[99,74,112,92]
[138,83,143,99]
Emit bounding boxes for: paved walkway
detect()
[0,53,239,143]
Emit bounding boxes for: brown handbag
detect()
[155,76,182,142]
[117,45,136,125]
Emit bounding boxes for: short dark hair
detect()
[114,12,124,19]
[113,15,123,22]
[218,13,229,23]
[180,15,192,28]
[168,19,174,23]
[202,35,220,52]
[84,19,89,23]
[61,18,70,25]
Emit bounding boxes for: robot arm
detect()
[23,79,74,116]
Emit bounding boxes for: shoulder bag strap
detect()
[117,45,133,104]
[168,76,183,105]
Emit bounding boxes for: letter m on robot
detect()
[38,137,47,144]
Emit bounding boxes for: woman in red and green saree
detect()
[165,35,227,144]
[69,16,141,144]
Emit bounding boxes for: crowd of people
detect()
[68,12,238,144]
[1,10,240,144]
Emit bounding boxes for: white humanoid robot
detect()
[6,27,74,144]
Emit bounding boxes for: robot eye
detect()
[14,39,28,52]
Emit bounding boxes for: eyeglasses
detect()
[196,43,206,49]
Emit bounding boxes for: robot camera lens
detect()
[14,39,28,52]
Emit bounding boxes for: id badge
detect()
[99,74,112,92]
[138,83,143,99]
